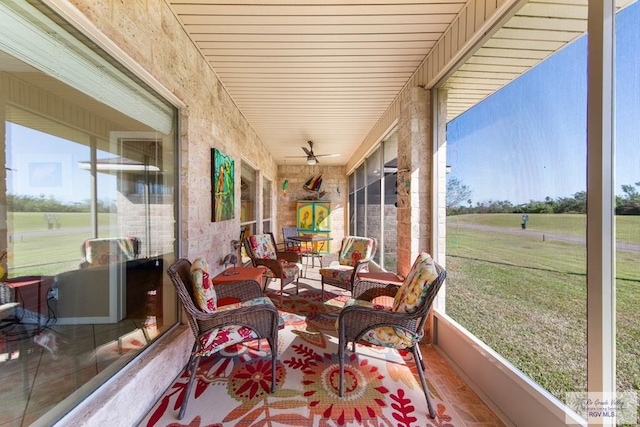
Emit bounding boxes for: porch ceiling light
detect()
[306,156,317,165]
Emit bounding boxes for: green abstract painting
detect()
[212,148,235,222]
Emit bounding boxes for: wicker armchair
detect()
[167,258,280,420]
[319,236,377,298]
[244,233,302,299]
[337,253,446,419]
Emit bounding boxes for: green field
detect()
[7,212,116,276]
[447,213,640,245]
[446,213,640,403]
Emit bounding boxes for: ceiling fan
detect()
[286,141,340,165]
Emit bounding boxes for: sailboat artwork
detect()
[302,175,326,199]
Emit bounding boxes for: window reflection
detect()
[0,49,177,424]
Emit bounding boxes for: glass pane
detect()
[263,178,272,221]
[356,188,365,236]
[2,50,177,424]
[241,162,256,223]
[365,149,381,263]
[382,132,398,271]
[614,0,640,408]
[355,163,365,190]
[349,192,355,235]
[445,18,589,404]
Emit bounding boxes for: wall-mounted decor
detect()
[302,175,326,200]
[212,148,235,222]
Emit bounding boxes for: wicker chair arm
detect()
[254,259,284,277]
[338,304,421,341]
[276,250,300,264]
[195,302,280,338]
[214,280,262,301]
[352,280,400,301]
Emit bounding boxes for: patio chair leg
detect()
[338,341,345,397]
[179,355,201,420]
[412,346,436,419]
[269,337,277,393]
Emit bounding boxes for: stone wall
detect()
[396,87,432,278]
[65,0,278,273]
[276,165,347,253]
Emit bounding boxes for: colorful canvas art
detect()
[212,148,235,222]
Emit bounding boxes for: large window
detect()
[614,1,640,416]
[240,162,257,237]
[348,130,398,270]
[0,1,178,424]
[263,177,272,233]
[443,0,639,418]
[365,148,382,264]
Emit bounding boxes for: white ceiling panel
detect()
[166,0,633,164]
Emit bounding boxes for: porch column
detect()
[396,86,432,277]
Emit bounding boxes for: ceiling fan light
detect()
[306,156,317,165]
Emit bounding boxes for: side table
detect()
[211,267,267,306]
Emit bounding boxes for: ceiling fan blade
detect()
[315,153,341,158]
[302,146,313,156]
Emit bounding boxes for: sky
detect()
[446,1,640,206]
[6,123,118,204]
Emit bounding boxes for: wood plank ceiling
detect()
[166,0,632,165]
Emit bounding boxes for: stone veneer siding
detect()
[396,87,432,278]
[276,165,348,252]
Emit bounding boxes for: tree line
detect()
[447,177,640,216]
[7,194,115,213]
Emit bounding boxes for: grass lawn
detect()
[447,213,640,245]
[7,212,116,276]
[445,214,639,404]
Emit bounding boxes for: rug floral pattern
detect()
[140,289,461,427]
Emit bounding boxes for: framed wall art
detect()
[211,148,235,222]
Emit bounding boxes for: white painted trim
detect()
[434,311,587,427]
[586,2,617,425]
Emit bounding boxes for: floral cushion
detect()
[337,299,419,349]
[248,235,277,260]
[319,265,354,286]
[338,236,375,267]
[197,296,283,356]
[190,257,217,313]
[392,253,438,314]
[263,261,300,279]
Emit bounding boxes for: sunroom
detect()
[0,0,637,426]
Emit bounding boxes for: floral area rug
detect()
[140,289,461,427]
